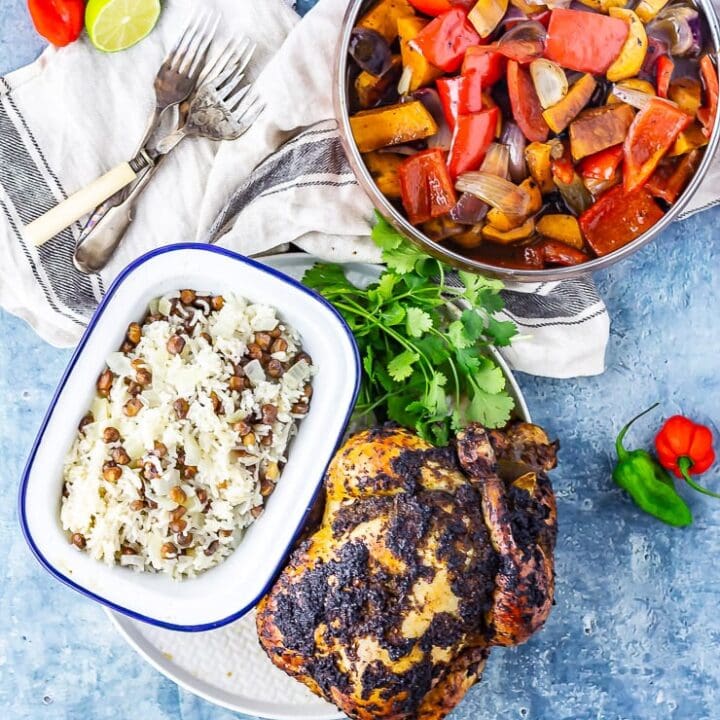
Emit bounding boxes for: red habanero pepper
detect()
[655,415,719,498]
[437,74,483,130]
[399,149,457,225]
[28,0,85,47]
[507,60,550,142]
[412,8,481,73]
[462,46,506,88]
[697,54,719,138]
[623,98,693,192]
[544,9,629,74]
[447,107,499,178]
[656,55,675,99]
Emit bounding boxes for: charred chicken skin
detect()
[256,422,558,720]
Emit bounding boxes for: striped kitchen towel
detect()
[0,0,609,378]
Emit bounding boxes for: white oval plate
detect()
[108,253,531,720]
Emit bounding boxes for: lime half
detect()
[86,0,161,53]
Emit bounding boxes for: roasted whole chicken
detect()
[257,422,558,720]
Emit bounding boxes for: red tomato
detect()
[544,9,629,74]
[462,46,506,88]
[412,8,480,73]
[399,149,457,225]
[507,60,549,143]
[28,0,85,47]
[407,0,453,15]
[579,185,664,256]
[448,108,499,178]
[623,98,693,192]
[578,146,624,181]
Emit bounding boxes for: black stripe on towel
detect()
[0,78,98,319]
[206,129,354,244]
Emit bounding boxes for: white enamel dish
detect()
[19,244,361,632]
[106,253,531,720]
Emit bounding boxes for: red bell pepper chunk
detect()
[462,46,506,88]
[579,184,664,256]
[540,240,591,267]
[698,54,719,138]
[551,156,575,186]
[412,8,481,73]
[507,60,550,143]
[545,9,629,74]
[656,55,674,99]
[646,150,702,204]
[579,145,624,181]
[407,0,453,15]
[437,74,483,130]
[448,107,499,178]
[505,9,551,30]
[623,98,693,193]
[399,149,457,225]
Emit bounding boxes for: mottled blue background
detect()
[1,1,719,719]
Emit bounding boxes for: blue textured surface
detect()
[2,2,719,719]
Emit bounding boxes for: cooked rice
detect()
[60,291,314,580]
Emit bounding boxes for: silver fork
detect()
[23,11,219,249]
[73,39,260,274]
[156,55,264,155]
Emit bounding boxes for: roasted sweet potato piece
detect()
[363,151,404,198]
[486,178,542,230]
[350,101,438,153]
[542,74,596,134]
[357,0,415,43]
[569,103,636,161]
[354,56,402,108]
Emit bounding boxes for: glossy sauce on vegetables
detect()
[347,0,718,270]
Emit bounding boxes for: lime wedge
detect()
[85,0,161,53]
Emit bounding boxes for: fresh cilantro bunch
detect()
[303,214,518,445]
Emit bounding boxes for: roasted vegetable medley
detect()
[346,0,719,270]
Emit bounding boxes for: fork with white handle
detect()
[71,40,261,274]
[23,11,220,249]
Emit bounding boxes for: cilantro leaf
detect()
[382,303,406,326]
[387,350,420,382]
[303,263,353,294]
[371,212,403,251]
[406,307,433,338]
[486,317,518,347]
[460,309,486,343]
[447,320,472,349]
[383,243,426,274]
[467,388,515,428]
[473,359,507,395]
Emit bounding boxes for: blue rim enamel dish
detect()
[19,244,361,632]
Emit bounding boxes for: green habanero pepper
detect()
[613,404,693,527]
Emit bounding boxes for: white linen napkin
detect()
[4,0,686,378]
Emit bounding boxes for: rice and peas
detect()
[60,291,314,580]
